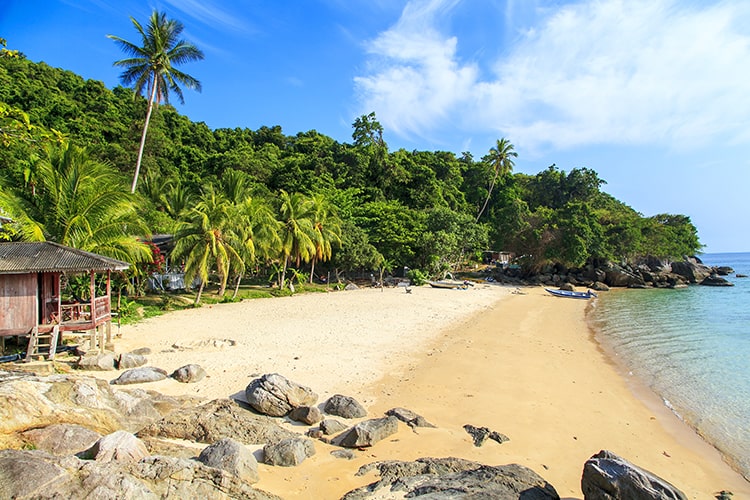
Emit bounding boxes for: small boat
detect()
[545,288,597,299]
[428,280,470,290]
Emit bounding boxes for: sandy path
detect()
[90,285,749,499]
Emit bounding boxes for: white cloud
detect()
[355,0,750,153]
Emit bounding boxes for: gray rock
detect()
[385,407,436,429]
[324,394,367,419]
[344,283,359,290]
[331,449,357,460]
[110,366,168,385]
[337,416,399,448]
[117,352,148,369]
[463,424,509,446]
[197,437,259,484]
[245,373,318,417]
[263,437,315,466]
[129,347,152,356]
[288,405,323,425]
[670,259,712,284]
[77,352,116,371]
[700,275,734,287]
[320,418,348,435]
[22,423,101,456]
[137,398,296,445]
[343,457,559,499]
[171,363,207,383]
[581,450,687,500]
[0,449,70,499]
[81,430,150,463]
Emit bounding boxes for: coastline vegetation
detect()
[0,27,702,306]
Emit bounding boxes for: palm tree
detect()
[308,193,342,283]
[0,142,151,263]
[277,190,316,289]
[172,187,241,305]
[108,10,204,193]
[476,138,517,222]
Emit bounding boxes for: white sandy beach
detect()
[88,284,749,499]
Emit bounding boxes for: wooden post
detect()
[89,271,96,322]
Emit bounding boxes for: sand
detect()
[95,284,749,499]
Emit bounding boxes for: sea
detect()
[589,252,750,480]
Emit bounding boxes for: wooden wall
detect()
[0,273,37,336]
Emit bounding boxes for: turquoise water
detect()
[590,252,750,480]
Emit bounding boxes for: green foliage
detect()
[407,269,428,286]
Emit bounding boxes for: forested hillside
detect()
[0,48,701,294]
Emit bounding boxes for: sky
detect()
[1,0,749,253]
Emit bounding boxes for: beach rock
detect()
[344,283,359,290]
[77,352,116,371]
[603,263,646,288]
[670,259,712,283]
[0,449,281,500]
[197,437,259,483]
[21,423,101,456]
[581,450,687,500]
[245,373,318,417]
[463,424,509,447]
[110,366,168,385]
[699,275,734,287]
[263,437,315,466]
[171,363,207,383]
[289,405,323,425]
[129,347,152,356]
[137,398,296,445]
[320,418,348,435]
[342,457,559,499]
[80,430,149,464]
[714,266,734,276]
[559,282,575,291]
[385,407,436,429]
[591,281,610,291]
[324,394,367,418]
[337,416,399,448]
[331,449,356,460]
[117,352,147,369]
[737,273,748,278]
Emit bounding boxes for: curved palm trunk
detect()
[131,83,158,193]
[232,274,242,299]
[280,255,288,289]
[309,256,317,284]
[194,280,204,305]
[476,170,499,223]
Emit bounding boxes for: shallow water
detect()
[590,252,750,479]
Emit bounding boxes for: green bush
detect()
[407,269,428,286]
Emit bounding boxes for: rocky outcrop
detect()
[137,398,296,445]
[337,416,399,448]
[342,457,559,499]
[117,352,148,369]
[197,438,259,484]
[385,407,435,429]
[581,450,687,500]
[77,352,116,371]
[80,430,149,464]
[289,405,323,425]
[324,394,367,418]
[700,275,734,287]
[21,423,101,456]
[0,449,280,500]
[263,437,316,466]
[463,424,509,446]
[245,373,318,417]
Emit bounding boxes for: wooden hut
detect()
[0,242,130,359]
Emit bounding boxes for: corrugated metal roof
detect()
[0,242,130,274]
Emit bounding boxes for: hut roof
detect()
[0,242,130,274]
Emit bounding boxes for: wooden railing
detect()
[60,296,111,325]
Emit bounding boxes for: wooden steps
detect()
[25,325,59,362]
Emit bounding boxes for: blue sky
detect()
[2,0,749,253]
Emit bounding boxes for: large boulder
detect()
[77,352,116,371]
[137,398,296,445]
[385,407,435,429]
[245,373,318,417]
[263,437,315,467]
[117,352,148,370]
[0,449,281,500]
[21,423,101,456]
[342,457,559,499]
[337,416,399,448]
[288,405,323,425]
[110,367,168,385]
[171,364,207,383]
[603,263,646,288]
[581,450,687,500]
[324,394,367,419]
[80,430,149,464]
[700,275,734,287]
[197,437,259,484]
[670,259,712,283]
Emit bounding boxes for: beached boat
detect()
[428,280,470,290]
[545,288,597,299]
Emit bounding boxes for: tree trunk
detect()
[232,274,242,299]
[217,274,227,297]
[280,255,288,289]
[476,170,499,222]
[131,82,158,194]
[309,257,317,284]
[194,280,204,306]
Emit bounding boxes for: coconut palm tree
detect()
[476,138,517,222]
[0,142,151,263]
[108,10,204,193]
[172,187,242,304]
[277,190,316,289]
[308,193,342,283]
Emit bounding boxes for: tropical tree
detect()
[308,193,342,283]
[172,187,242,304]
[476,138,517,222]
[108,10,204,193]
[0,142,151,263]
[276,190,316,288]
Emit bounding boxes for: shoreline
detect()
[92,285,748,498]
